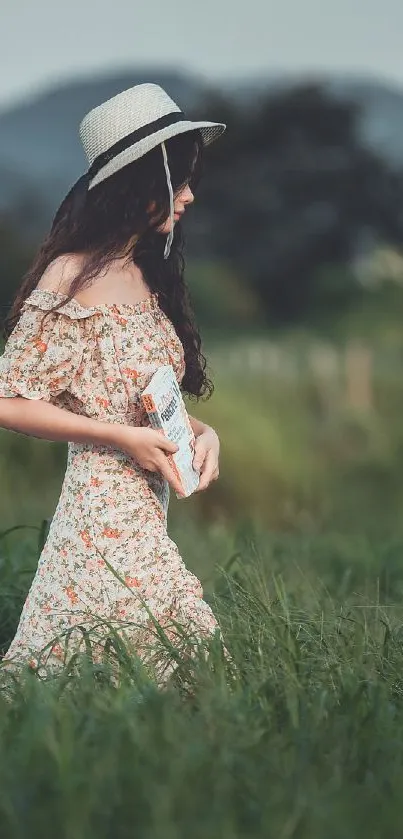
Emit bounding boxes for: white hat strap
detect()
[161,141,174,260]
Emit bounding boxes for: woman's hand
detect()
[192,426,220,491]
[115,425,185,496]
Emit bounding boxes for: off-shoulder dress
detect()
[0,288,222,683]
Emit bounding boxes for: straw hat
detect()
[73,82,226,258]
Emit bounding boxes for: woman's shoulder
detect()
[35,253,85,296]
[33,253,152,310]
[25,254,102,321]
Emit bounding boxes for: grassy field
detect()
[0,517,403,837]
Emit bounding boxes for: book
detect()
[140,364,200,499]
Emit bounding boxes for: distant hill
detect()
[1,67,403,233]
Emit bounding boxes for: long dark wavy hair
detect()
[4,129,214,401]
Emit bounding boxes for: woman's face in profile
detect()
[148,183,195,234]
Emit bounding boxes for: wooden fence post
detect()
[345,342,373,411]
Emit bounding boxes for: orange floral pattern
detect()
[0,288,222,683]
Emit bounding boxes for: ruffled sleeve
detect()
[0,289,94,401]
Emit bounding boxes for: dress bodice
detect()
[0,288,186,427]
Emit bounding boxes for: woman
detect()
[0,82,227,685]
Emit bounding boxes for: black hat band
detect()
[87,109,186,181]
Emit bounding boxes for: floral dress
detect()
[0,288,222,684]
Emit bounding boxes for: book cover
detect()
[140,365,200,499]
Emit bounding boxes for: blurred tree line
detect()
[196,81,403,327]
[2,80,403,332]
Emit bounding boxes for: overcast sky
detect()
[1,0,403,107]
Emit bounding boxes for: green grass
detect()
[0,518,403,836]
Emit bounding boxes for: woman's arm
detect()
[0,398,186,495]
[0,396,120,447]
[0,399,215,450]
